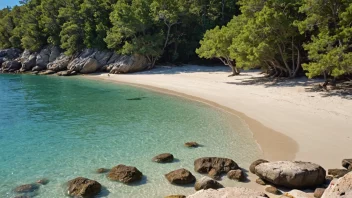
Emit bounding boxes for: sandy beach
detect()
[86,65,352,170]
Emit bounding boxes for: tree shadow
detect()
[97,186,110,197]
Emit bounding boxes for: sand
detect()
[86,65,352,170]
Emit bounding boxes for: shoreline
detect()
[84,65,352,170]
[84,73,298,162]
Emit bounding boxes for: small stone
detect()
[265,186,280,195]
[36,178,49,185]
[194,176,224,191]
[14,184,39,193]
[152,153,174,163]
[165,195,186,198]
[256,178,266,185]
[227,169,244,181]
[314,188,325,198]
[250,159,269,174]
[96,168,109,174]
[108,164,143,183]
[185,142,199,148]
[328,169,350,178]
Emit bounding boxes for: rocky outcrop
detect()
[165,168,196,185]
[342,159,352,170]
[194,177,223,191]
[2,60,21,72]
[68,57,99,74]
[20,50,37,71]
[250,159,269,174]
[187,187,269,198]
[108,164,143,183]
[152,153,174,163]
[108,55,148,74]
[47,54,71,72]
[322,172,352,198]
[67,177,101,198]
[194,157,239,177]
[0,48,21,60]
[255,161,326,189]
[35,46,60,71]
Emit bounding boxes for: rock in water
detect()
[185,142,199,148]
[67,177,101,198]
[96,168,109,174]
[342,159,352,170]
[108,164,143,183]
[152,153,174,163]
[194,157,239,177]
[328,169,350,178]
[165,196,186,198]
[14,184,39,193]
[250,159,269,174]
[322,172,352,198]
[255,161,326,189]
[165,168,196,185]
[194,176,224,191]
[36,178,49,185]
[188,187,269,198]
[227,169,244,181]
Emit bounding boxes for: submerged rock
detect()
[152,153,174,163]
[255,161,326,189]
[164,195,186,198]
[194,176,224,191]
[194,157,239,177]
[108,164,143,183]
[165,168,196,185]
[188,187,269,198]
[14,184,39,193]
[96,168,109,174]
[185,142,199,148]
[36,178,49,185]
[67,177,101,198]
[250,159,269,174]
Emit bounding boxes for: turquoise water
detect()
[0,74,261,198]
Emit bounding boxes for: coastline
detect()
[84,65,352,169]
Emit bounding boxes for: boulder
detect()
[108,164,143,183]
[265,186,281,195]
[322,172,352,198]
[14,184,39,193]
[109,55,148,74]
[250,159,269,174]
[67,177,101,198]
[0,48,21,59]
[2,60,21,71]
[68,57,98,74]
[36,47,50,68]
[194,157,239,177]
[342,159,352,170]
[284,190,312,198]
[47,54,71,72]
[187,187,269,198]
[328,169,350,178]
[165,168,196,185]
[314,188,325,198]
[94,51,113,67]
[255,161,326,189]
[152,153,174,163]
[194,176,223,191]
[21,53,37,71]
[185,142,199,148]
[227,169,244,181]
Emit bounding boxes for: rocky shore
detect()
[0,47,149,75]
[12,143,352,197]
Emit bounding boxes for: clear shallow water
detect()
[0,74,261,198]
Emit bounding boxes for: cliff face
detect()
[0,47,149,75]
